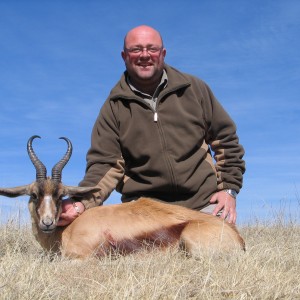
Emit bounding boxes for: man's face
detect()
[121,28,166,85]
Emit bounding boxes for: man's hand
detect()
[57,199,85,226]
[210,191,237,224]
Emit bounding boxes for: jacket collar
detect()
[110,64,191,101]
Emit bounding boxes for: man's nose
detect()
[140,48,150,57]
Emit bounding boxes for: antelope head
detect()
[0,136,100,233]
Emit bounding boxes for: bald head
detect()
[121,25,166,95]
[123,25,164,50]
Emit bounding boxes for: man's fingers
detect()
[61,199,73,212]
[210,193,218,204]
[209,191,237,224]
[220,208,237,224]
[227,208,237,224]
[220,207,229,219]
[212,203,223,216]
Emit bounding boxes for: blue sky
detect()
[0,0,299,224]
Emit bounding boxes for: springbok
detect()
[0,136,245,259]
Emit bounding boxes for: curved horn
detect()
[27,135,47,182]
[51,137,73,183]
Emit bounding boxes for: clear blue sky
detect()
[0,0,299,224]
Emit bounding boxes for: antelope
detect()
[0,136,245,259]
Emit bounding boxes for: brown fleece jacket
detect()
[79,64,245,210]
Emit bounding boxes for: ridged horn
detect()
[27,135,47,182]
[51,137,72,183]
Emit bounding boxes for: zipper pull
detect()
[154,112,158,122]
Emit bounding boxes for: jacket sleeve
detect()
[77,99,125,209]
[201,82,245,193]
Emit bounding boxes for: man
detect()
[58,25,245,226]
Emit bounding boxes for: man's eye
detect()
[131,48,141,53]
[148,47,159,53]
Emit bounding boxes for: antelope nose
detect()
[42,218,54,227]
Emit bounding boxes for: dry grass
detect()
[0,215,300,299]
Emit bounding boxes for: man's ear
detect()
[121,50,126,61]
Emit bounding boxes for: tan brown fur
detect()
[59,197,245,258]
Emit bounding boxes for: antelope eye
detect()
[31,192,38,201]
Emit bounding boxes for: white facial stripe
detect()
[43,195,53,215]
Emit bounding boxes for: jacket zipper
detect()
[153,109,178,194]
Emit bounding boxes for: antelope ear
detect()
[64,186,101,197]
[0,185,31,198]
